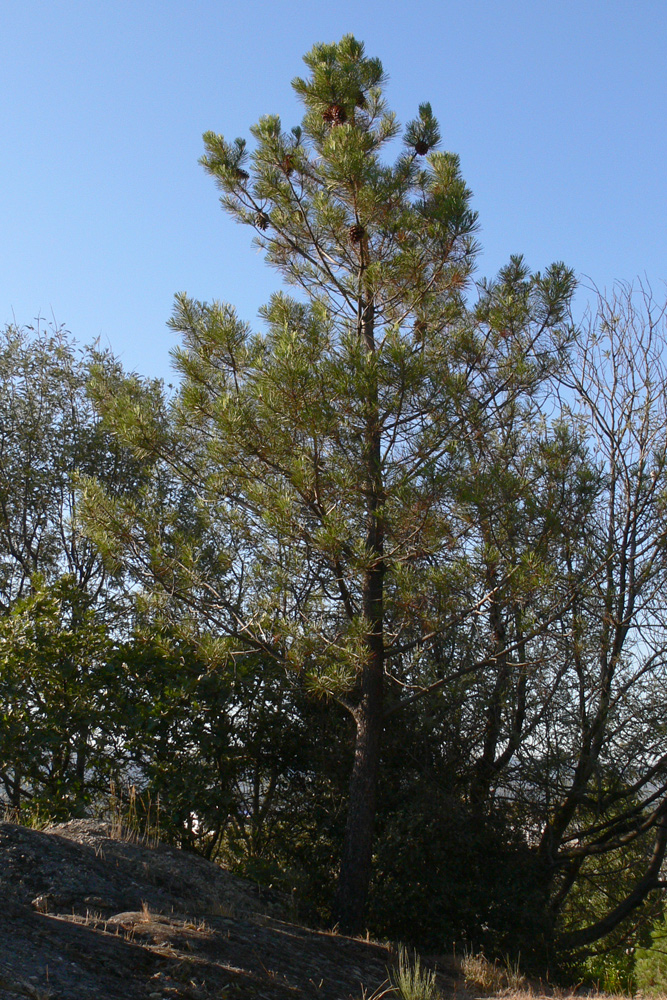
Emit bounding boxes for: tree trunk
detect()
[333,645,384,933]
[333,293,385,935]
[74,727,89,817]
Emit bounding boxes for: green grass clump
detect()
[390,945,440,1000]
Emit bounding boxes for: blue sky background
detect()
[1,1,665,380]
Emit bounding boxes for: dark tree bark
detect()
[333,295,385,934]
[333,650,384,932]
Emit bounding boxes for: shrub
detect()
[635,915,667,994]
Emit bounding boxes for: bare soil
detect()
[0,819,458,1000]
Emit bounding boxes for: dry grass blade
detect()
[360,981,397,1000]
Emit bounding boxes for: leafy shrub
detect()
[574,951,636,995]
[368,787,547,959]
[635,915,667,994]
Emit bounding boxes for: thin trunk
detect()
[470,562,509,807]
[74,727,89,816]
[333,295,385,934]
[333,646,384,933]
[11,765,22,809]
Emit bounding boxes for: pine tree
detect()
[84,36,575,933]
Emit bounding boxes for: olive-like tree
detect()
[0,323,143,814]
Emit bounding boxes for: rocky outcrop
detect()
[0,819,422,1000]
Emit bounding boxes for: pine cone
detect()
[280,155,294,175]
[323,103,347,126]
[349,224,365,244]
[255,212,270,231]
[414,140,429,156]
[235,167,250,181]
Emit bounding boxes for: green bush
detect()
[575,951,636,995]
[368,787,547,959]
[635,915,667,994]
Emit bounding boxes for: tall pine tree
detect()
[84,36,575,932]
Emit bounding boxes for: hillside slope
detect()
[0,819,451,1000]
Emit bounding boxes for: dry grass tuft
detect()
[0,802,49,830]
[108,780,161,847]
[461,951,527,994]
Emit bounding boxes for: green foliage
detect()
[575,950,636,995]
[0,323,142,604]
[86,34,576,715]
[0,323,144,815]
[20,36,667,969]
[635,916,667,994]
[0,575,116,816]
[369,785,546,958]
[110,622,349,911]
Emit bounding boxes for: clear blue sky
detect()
[2,1,666,380]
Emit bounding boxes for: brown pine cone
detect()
[323,103,347,126]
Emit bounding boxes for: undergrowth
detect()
[461,950,527,993]
[107,780,161,847]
